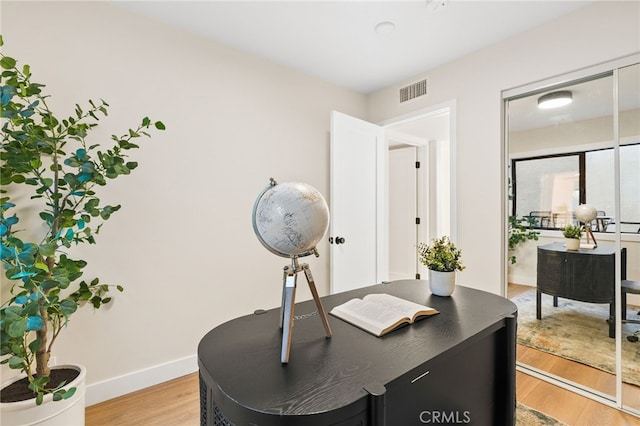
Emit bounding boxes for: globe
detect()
[575,204,597,224]
[252,179,330,258]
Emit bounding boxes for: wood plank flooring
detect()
[86,373,200,426]
[517,371,640,425]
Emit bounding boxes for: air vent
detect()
[399,79,428,103]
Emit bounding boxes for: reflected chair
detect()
[622,280,640,324]
[528,210,553,228]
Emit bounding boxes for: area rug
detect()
[516,402,566,425]
[513,290,640,387]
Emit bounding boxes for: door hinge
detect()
[415,161,421,169]
[415,217,421,225]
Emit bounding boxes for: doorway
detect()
[329,103,455,293]
[385,107,453,281]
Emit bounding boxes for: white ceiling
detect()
[117,0,592,95]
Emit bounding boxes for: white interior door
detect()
[388,146,419,281]
[330,111,386,294]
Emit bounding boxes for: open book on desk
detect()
[329,293,439,337]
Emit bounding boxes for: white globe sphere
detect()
[575,204,597,223]
[252,181,330,257]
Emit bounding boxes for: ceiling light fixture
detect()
[537,90,573,109]
[374,21,396,35]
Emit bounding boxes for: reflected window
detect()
[619,143,640,232]
[513,155,578,228]
[512,143,639,232]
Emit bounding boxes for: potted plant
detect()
[507,179,539,264]
[508,215,541,264]
[561,224,583,250]
[417,236,465,297]
[0,36,164,425]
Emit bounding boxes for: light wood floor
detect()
[86,373,200,426]
[86,285,640,425]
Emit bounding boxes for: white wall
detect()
[0,1,367,404]
[368,1,640,295]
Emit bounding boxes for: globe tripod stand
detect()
[280,256,332,364]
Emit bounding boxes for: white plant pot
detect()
[428,269,456,297]
[1,364,86,426]
[564,238,580,250]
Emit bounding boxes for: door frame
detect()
[378,100,458,266]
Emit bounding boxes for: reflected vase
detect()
[564,238,580,250]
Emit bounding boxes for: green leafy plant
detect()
[561,224,583,239]
[0,36,165,405]
[506,178,540,264]
[417,236,465,273]
[508,215,540,264]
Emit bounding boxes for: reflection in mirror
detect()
[508,74,615,398]
[619,62,640,413]
[505,71,640,402]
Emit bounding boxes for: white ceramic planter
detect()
[0,364,86,426]
[428,269,456,297]
[564,238,580,250]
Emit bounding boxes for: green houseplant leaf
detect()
[561,224,583,239]
[417,236,465,273]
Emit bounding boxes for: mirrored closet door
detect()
[619,62,640,412]
[503,55,639,415]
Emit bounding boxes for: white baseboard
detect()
[508,274,535,287]
[85,354,198,407]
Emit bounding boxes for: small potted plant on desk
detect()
[0,37,164,425]
[417,236,465,297]
[561,224,583,250]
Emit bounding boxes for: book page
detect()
[330,298,409,336]
[363,293,438,322]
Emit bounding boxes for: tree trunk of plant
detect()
[35,305,50,378]
[35,256,56,378]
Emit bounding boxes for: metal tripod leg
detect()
[302,263,332,338]
[280,266,297,364]
[279,260,332,364]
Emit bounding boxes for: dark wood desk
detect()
[536,243,627,338]
[198,280,517,425]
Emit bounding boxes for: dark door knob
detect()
[335,236,345,244]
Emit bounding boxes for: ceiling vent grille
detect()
[399,79,428,103]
